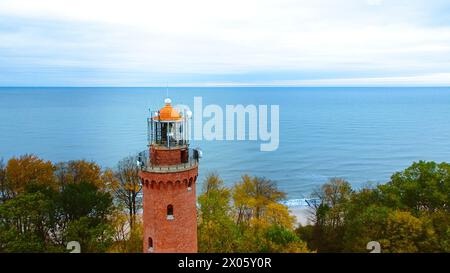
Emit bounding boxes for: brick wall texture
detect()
[140,146,198,253]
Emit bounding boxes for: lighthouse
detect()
[138,98,200,253]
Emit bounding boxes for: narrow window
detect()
[148,237,153,252]
[187,180,192,191]
[167,204,174,220]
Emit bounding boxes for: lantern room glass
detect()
[148,110,189,148]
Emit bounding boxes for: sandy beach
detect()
[289,207,314,227]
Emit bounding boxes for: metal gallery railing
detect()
[137,148,200,173]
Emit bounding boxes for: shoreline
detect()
[283,198,315,226]
[288,206,313,226]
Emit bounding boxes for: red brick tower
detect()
[138,98,200,253]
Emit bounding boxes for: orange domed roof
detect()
[155,98,182,121]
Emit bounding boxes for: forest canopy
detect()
[0,155,449,253]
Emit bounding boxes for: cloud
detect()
[367,0,384,6]
[0,0,450,86]
[204,73,450,87]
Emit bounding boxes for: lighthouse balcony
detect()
[137,148,200,173]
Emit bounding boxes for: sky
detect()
[0,0,450,86]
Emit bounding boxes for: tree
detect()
[342,205,391,252]
[306,178,352,252]
[64,216,114,253]
[0,190,60,252]
[112,156,142,229]
[298,162,450,253]
[58,181,115,252]
[379,161,450,214]
[198,173,240,252]
[264,225,310,253]
[54,160,111,191]
[339,188,389,252]
[0,155,130,253]
[230,175,308,252]
[233,175,286,225]
[381,211,424,253]
[197,173,309,253]
[4,154,56,198]
[109,212,143,253]
[419,210,450,252]
[311,178,352,228]
[59,181,114,222]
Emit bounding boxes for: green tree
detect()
[264,225,310,253]
[339,187,388,252]
[0,190,61,252]
[59,182,115,252]
[59,181,113,222]
[299,162,450,253]
[379,161,450,214]
[342,205,391,252]
[64,216,114,253]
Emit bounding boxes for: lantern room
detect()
[148,98,191,148]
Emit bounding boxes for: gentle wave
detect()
[282,198,318,208]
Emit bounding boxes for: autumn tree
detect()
[234,175,307,252]
[198,173,309,253]
[420,210,450,252]
[233,175,287,225]
[0,155,117,253]
[311,178,352,228]
[302,178,352,252]
[4,154,56,198]
[109,212,143,253]
[112,155,142,229]
[380,210,424,253]
[374,161,450,252]
[54,160,112,191]
[198,173,240,252]
[298,161,450,253]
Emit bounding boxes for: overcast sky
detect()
[1,0,450,86]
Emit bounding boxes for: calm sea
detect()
[1,87,450,204]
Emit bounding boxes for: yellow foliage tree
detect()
[55,160,109,190]
[5,154,56,197]
[233,175,286,225]
[265,202,296,229]
[109,211,143,253]
[380,210,424,253]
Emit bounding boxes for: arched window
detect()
[187,180,192,191]
[148,237,153,252]
[167,204,174,220]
